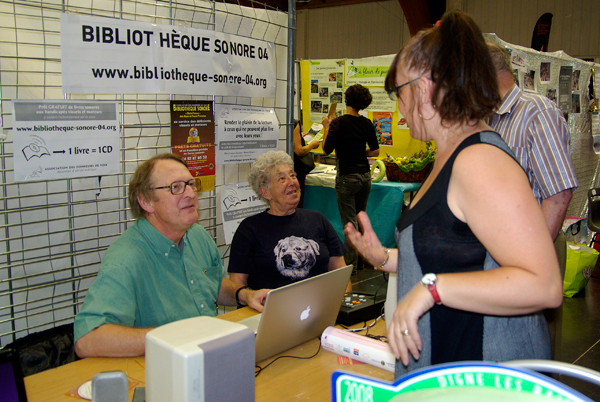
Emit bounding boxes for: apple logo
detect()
[300,306,311,321]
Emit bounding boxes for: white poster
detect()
[215,105,279,164]
[221,182,266,244]
[309,60,345,123]
[510,49,528,72]
[60,14,276,97]
[12,100,120,182]
[365,88,397,112]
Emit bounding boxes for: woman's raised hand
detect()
[343,211,387,268]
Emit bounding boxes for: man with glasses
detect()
[74,153,269,358]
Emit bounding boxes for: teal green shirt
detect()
[74,218,223,342]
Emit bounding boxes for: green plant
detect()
[385,141,436,173]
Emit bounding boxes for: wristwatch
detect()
[421,273,442,305]
[235,286,250,307]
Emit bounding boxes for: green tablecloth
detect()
[304,173,421,248]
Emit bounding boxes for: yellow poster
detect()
[299,59,427,159]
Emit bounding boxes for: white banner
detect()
[220,182,266,244]
[12,100,120,182]
[215,105,279,164]
[60,14,276,97]
[345,57,394,87]
[365,88,396,112]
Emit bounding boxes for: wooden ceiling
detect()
[224,0,399,13]
[223,0,446,36]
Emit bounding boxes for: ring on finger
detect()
[401,329,410,336]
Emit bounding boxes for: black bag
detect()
[294,152,315,176]
[4,323,77,376]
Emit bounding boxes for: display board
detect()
[300,40,599,220]
[484,33,596,219]
[298,59,428,160]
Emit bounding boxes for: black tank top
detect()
[396,131,518,364]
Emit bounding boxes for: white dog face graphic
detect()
[274,236,320,279]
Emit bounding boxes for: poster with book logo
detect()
[170,100,215,192]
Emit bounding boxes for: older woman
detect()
[344,10,562,377]
[228,150,349,291]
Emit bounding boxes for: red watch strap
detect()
[427,283,442,304]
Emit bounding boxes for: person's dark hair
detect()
[344,84,372,111]
[384,10,500,125]
[128,153,188,219]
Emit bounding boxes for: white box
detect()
[145,316,255,402]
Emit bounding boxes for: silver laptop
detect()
[238,265,353,362]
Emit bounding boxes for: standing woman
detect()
[293,121,320,208]
[343,10,562,377]
[322,84,380,273]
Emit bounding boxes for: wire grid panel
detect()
[0,0,290,345]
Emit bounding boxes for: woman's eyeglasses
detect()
[387,76,432,101]
[151,178,201,195]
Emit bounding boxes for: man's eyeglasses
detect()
[151,178,201,195]
[387,76,422,101]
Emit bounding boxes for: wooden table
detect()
[24,309,394,401]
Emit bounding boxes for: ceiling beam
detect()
[296,0,389,11]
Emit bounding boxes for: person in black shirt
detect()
[228,151,350,291]
[322,84,380,272]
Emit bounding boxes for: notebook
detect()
[0,348,28,402]
[238,265,353,362]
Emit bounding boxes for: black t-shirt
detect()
[323,114,379,175]
[228,209,346,289]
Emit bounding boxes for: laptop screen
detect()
[242,265,353,362]
[0,349,28,402]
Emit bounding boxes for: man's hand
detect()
[240,288,270,313]
[219,277,270,312]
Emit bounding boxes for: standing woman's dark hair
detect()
[344,84,373,111]
[385,10,501,126]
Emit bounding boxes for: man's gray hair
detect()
[248,150,294,203]
[487,42,512,74]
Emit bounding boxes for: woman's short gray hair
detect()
[248,150,294,202]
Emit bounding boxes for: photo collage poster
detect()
[301,58,427,159]
[503,42,583,115]
[308,59,345,124]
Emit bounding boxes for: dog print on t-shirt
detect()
[274,236,320,279]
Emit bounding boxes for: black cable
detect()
[255,340,322,377]
[338,321,367,331]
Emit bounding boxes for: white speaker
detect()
[145,316,255,402]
